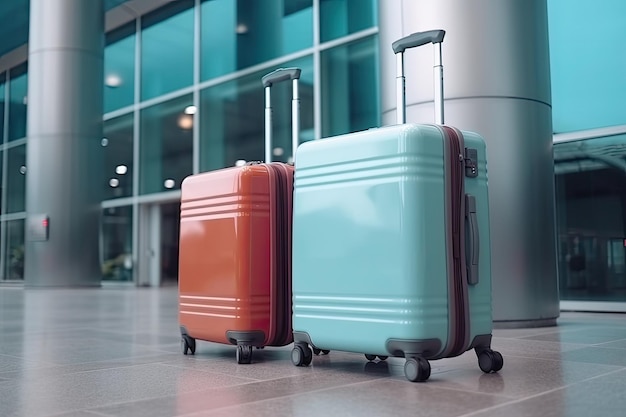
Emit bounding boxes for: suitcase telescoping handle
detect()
[392,29,446,125]
[261,67,301,163]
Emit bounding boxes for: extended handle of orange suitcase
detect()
[392,29,445,125]
[262,68,301,164]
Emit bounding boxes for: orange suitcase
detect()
[178,68,301,364]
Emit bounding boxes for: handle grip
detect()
[262,67,301,88]
[262,67,301,164]
[465,194,480,285]
[392,30,446,54]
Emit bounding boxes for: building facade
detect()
[0,0,624,314]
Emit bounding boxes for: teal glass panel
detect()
[548,0,626,133]
[6,145,26,213]
[101,205,133,282]
[0,72,5,143]
[201,0,312,81]
[8,63,27,141]
[321,36,379,138]
[103,113,134,199]
[200,55,314,171]
[104,23,136,113]
[141,1,194,100]
[554,135,626,301]
[4,219,25,280]
[320,0,377,43]
[140,94,193,194]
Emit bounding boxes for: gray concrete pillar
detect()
[25,0,104,287]
[379,0,559,326]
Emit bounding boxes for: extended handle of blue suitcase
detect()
[465,194,480,285]
[392,29,445,125]
[262,67,301,164]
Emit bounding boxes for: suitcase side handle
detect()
[392,30,446,125]
[262,67,302,164]
[465,194,480,285]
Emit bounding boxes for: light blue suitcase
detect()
[290,30,503,382]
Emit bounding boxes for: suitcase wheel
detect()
[404,357,431,382]
[477,349,504,373]
[313,348,331,356]
[181,336,196,355]
[291,343,313,367]
[236,345,253,364]
[365,354,387,362]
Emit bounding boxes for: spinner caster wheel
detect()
[291,344,313,366]
[378,355,388,361]
[404,357,431,382]
[181,336,196,355]
[236,345,253,364]
[365,354,377,361]
[478,349,504,373]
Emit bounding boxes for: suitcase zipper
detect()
[442,126,470,358]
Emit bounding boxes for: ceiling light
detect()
[19,165,26,175]
[273,147,284,156]
[178,114,193,130]
[235,160,247,167]
[101,138,109,147]
[115,165,128,175]
[236,23,248,34]
[184,105,197,115]
[109,178,120,188]
[164,179,176,189]
[105,74,123,88]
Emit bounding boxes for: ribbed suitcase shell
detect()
[292,124,492,358]
[179,163,293,351]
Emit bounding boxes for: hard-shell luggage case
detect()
[178,68,301,364]
[290,30,503,381]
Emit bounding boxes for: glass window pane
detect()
[320,0,377,43]
[0,72,6,143]
[5,219,25,280]
[548,0,626,132]
[141,1,194,101]
[140,94,193,194]
[103,113,134,199]
[554,135,626,302]
[8,63,27,142]
[321,36,379,138]
[7,145,26,213]
[101,206,133,282]
[201,0,312,81]
[199,55,314,171]
[105,23,136,113]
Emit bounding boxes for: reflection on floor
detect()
[1,286,625,417]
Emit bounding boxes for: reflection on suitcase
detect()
[290,30,503,381]
[178,68,301,364]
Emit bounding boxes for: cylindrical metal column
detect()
[379,0,559,326]
[25,0,104,287]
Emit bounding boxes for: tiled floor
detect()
[1,286,625,417]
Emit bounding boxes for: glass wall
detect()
[548,0,626,133]
[140,94,194,194]
[0,73,5,141]
[554,136,626,302]
[6,145,26,213]
[103,114,134,199]
[320,0,377,42]
[104,23,136,113]
[8,63,27,141]
[199,56,314,170]
[321,36,379,138]
[4,219,25,280]
[141,0,194,101]
[201,0,313,81]
[101,206,133,282]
